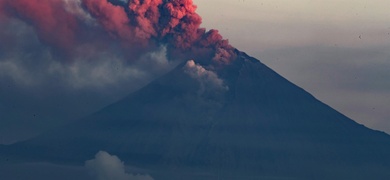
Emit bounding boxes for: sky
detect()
[0,0,389,145]
[194,0,390,134]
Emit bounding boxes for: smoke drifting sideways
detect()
[0,0,236,65]
[0,0,237,143]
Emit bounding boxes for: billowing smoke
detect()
[0,0,236,65]
[85,151,154,180]
[82,0,236,64]
[0,0,235,143]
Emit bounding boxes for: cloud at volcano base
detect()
[85,151,154,180]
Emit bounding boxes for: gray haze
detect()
[195,0,390,134]
[0,19,178,144]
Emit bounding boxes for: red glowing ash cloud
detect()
[1,0,78,50]
[0,0,236,65]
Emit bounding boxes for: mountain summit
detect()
[3,51,390,179]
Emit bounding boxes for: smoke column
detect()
[0,0,236,65]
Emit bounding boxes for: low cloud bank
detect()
[85,151,154,180]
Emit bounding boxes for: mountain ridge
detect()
[2,51,390,179]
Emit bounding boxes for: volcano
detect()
[2,50,390,179]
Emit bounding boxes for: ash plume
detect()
[0,0,80,51]
[0,0,236,65]
[0,0,237,142]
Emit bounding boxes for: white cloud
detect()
[85,151,154,180]
[62,0,97,25]
[0,60,35,86]
[183,60,228,94]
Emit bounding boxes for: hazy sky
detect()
[194,0,390,133]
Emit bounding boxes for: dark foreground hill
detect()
[2,51,390,180]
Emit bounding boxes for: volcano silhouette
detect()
[3,51,390,179]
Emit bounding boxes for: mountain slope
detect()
[3,51,390,179]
